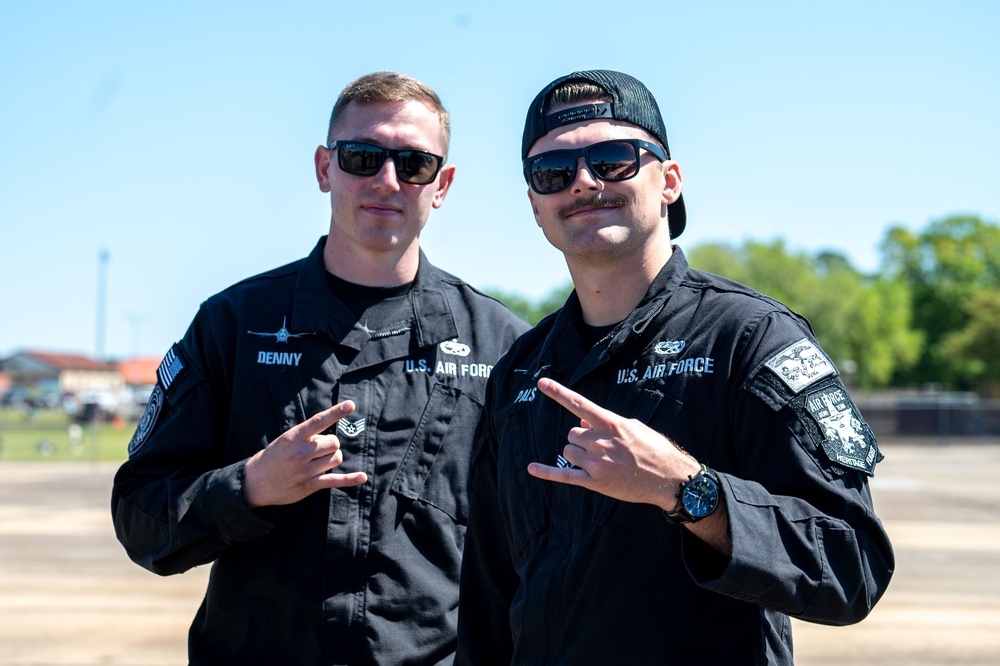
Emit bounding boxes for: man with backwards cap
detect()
[456,70,894,664]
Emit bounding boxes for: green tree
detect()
[689,240,921,388]
[941,290,1000,395]
[488,283,573,326]
[880,215,1000,389]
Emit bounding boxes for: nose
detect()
[370,156,402,192]
[570,156,602,194]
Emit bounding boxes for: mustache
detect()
[558,195,628,218]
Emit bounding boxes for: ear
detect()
[430,164,457,209]
[315,146,332,193]
[662,161,683,206]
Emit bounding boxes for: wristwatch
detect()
[665,464,720,524]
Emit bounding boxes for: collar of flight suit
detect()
[289,236,459,351]
[535,246,691,384]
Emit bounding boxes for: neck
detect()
[322,236,420,287]
[567,245,672,326]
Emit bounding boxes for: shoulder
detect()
[678,265,807,328]
[424,262,531,331]
[202,257,306,312]
[489,310,557,376]
[426,262,508,306]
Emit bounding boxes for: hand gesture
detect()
[243,401,368,508]
[527,378,700,510]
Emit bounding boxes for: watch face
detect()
[682,475,719,518]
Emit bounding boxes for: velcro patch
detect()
[157,346,184,391]
[804,383,881,476]
[128,385,164,457]
[337,418,366,439]
[764,338,836,394]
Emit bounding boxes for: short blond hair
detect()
[326,72,450,155]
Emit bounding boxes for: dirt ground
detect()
[2,440,999,665]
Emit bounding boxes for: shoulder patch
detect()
[157,346,185,391]
[804,383,882,476]
[764,338,836,394]
[128,385,164,457]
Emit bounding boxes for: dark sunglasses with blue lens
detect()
[523,139,667,195]
[329,141,444,185]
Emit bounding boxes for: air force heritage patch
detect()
[804,383,882,476]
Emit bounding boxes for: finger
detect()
[536,378,612,427]
[293,401,356,439]
[527,462,591,488]
[560,443,590,467]
[565,429,597,454]
[309,434,342,454]
[305,447,344,475]
[317,471,368,488]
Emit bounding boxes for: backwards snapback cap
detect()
[521,69,686,238]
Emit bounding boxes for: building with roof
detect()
[1,351,122,399]
[0,351,162,416]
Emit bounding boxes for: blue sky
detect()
[1,1,998,360]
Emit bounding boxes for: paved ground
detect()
[1,440,999,665]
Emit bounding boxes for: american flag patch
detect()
[556,454,578,469]
[157,347,184,391]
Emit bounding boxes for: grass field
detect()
[0,407,133,461]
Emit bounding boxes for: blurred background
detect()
[2,0,998,447]
[1,2,998,664]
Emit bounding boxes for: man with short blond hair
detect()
[113,71,528,665]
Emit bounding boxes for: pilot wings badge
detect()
[247,317,314,343]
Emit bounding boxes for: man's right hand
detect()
[243,400,368,508]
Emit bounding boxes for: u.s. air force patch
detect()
[804,383,882,476]
[128,385,164,457]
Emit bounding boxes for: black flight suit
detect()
[458,247,894,665]
[112,237,529,665]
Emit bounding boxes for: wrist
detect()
[664,464,721,524]
[660,458,702,512]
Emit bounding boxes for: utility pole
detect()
[96,249,110,361]
[124,311,152,357]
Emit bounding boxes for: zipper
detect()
[368,325,410,340]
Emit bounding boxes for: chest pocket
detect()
[494,399,549,560]
[594,389,718,547]
[388,382,468,523]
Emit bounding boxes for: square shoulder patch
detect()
[804,383,881,476]
[157,346,185,391]
[764,338,836,394]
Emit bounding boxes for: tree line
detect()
[487,215,1000,395]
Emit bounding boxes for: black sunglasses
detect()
[329,141,444,185]
[523,139,667,195]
